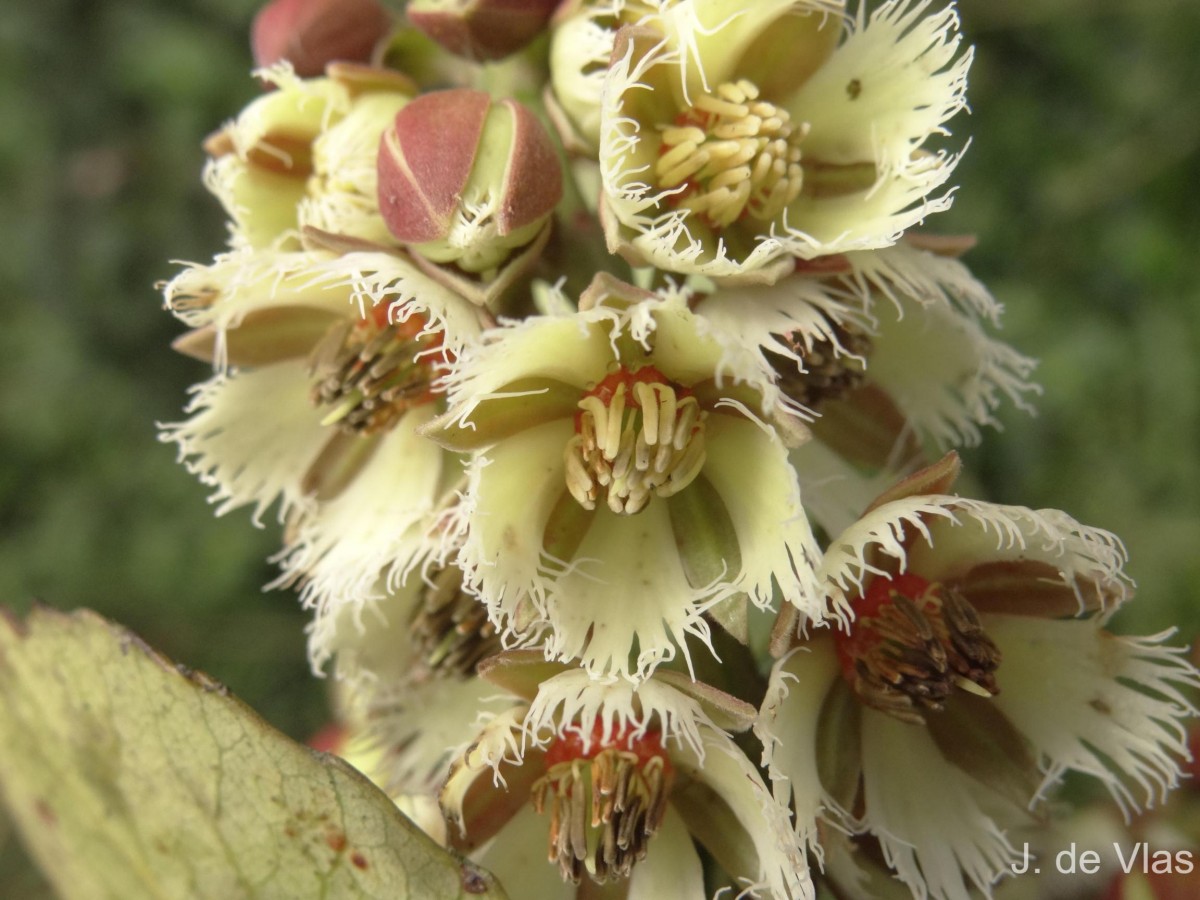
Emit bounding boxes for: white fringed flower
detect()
[694,242,1039,534]
[597,0,972,282]
[758,455,1199,900]
[423,275,824,680]
[441,663,811,898]
[203,63,414,250]
[161,248,483,611]
[309,565,513,796]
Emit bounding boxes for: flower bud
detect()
[406,0,560,62]
[251,0,393,77]
[377,88,562,273]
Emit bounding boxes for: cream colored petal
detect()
[203,155,304,250]
[845,243,1004,325]
[459,418,575,642]
[820,496,1131,616]
[474,805,575,900]
[694,276,867,375]
[163,249,354,334]
[544,498,708,680]
[666,0,843,97]
[756,637,841,860]
[440,314,613,431]
[627,807,706,900]
[307,575,424,685]
[864,288,1039,447]
[301,250,485,357]
[782,0,971,250]
[673,726,813,899]
[548,6,614,150]
[365,676,515,796]
[301,92,409,246]
[987,616,1200,815]
[819,494,957,613]
[228,68,345,156]
[441,704,530,830]
[645,295,735,387]
[703,414,825,619]
[905,499,1131,610]
[524,669,714,759]
[790,1,968,166]
[789,439,898,538]
[159,361,324,522]
[859,709,1020,900]
[691,274,869,423]
[277,403,448,612]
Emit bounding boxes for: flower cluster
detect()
[161,1,1197,898]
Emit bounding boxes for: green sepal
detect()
[815,679,863,816]
[667,474,742,596]
[172,305,342,367]
[476,650,572,702]
[300,430,382,502]
[654,670,757,733]
[420,376,581,452]
[926,692,1044,815]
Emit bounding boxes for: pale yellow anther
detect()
[696,95,749,119]
[714,117,761,140]
[709,166,752,191]
[634,381,659,444]
[656,142,708,188]
[717,82,747,104]
[660,125,706,146]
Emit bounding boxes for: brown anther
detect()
[308,308,445,434]
[409,565,501,677]
[767,315,872,411]
[531,730,673,884]
[836,573,1002,724]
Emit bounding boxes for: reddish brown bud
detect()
[377,88,562,272]
[251,0,394,77]
[407,0,560,62]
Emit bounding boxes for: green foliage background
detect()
[1,0,1197,894]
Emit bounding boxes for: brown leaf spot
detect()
[351,851,369,870]
[325,829,347,853]
[34,798,56,826]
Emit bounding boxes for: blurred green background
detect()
[0,0,1197,895]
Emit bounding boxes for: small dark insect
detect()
[847,78,862,100]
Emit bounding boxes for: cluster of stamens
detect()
[308,306,445,434]
[834,573,1002,725]
[409,564,500,678]
[767,317,873,411]
[531,726,673,884]
[564,366,706,516]
[655,79,807,229]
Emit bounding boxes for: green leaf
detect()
[0,606,507,900]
